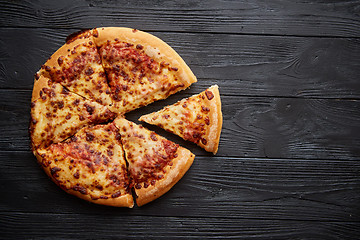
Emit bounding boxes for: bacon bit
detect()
[201,106,210,112]
[151,179,156,186]
[132,29,138,33]
[205,90,214,100]
[135,183,142,189]
[96,185,103,190]
[50,167,61,176]
[73,171,80,179]
[204,116,210,125]
[111,191,121,198]
[73,99,80,106]
[85,67,94,76]
[57,57,64,66]
[201,138,207,145]
[197,114,202,119]
[170,67,178,71]
[86,132,95,142]
[136,44,144,50]
[84,103,95,115]
[79,115,85,121]
[65,113,72,120]
[162,114,170,119]
[150,132,158,141]
[144,182,149,188]
[100,195,108,199]
[182,103,187,108]
[73,185,87,195]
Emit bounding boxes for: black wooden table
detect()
[1,1,359,239]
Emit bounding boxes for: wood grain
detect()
[1,28,360,98]
[2,89,359,159]
[0,213,358,239]
[0,0,359,37]
[1,151,359,222]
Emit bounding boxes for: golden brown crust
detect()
[43,32,93,71]
[201,85,222,154]
[31,74,51,102]
[135,147,194,206]
[93,27,197,88]
[139,85,222,154]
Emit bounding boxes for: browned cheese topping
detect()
[115,118,179,189]
[37,123,131,200]
[99,40,185,112]
[30,82,115,149]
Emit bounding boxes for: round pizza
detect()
[30,27,222,207]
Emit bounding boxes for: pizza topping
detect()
[205,90,214,100]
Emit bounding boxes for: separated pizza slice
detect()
[113,117,195,206]
[39,30,113,107]
[35,123,134,207]
[30,75,115,150]
[93,27,197,113]
[139,85,222,154]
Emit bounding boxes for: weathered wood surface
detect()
[0,0,359,239]
[1,28,360,98]
[1,0,360,37]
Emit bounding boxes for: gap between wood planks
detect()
[1,26,360,39]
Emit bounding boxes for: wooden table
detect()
[1,0,359,239]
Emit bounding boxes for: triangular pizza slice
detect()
[113,117,195,206]
[93,27,197,113]
[30,75,115,150]
[35,123,134,207]
[139,85,222,154]
[39,30,113,107]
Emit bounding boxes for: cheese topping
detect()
[114,117,179,189]
[37,123,132,202]
[100,41,187,113]
[30,81,115,149]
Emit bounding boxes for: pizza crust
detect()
[93,27,197,88]
[34,146,134,208]
[135,147,194,207]
[200,85,222,154]
[31,74,51,102]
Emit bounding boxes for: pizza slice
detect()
[113,117,195,206]
[93,27,197,113]
[30,75,115,150]
[139,85,222,154]
[35,123,134,207]
[40,30,113,107]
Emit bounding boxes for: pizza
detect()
[139,85,222,154]
[93,27,197,113]
[30,74,115,150]
[30,27,221,207]
[113,117,195,206]
[40,30,113,107]
[35,123,134,207]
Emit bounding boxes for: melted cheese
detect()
[30,81,115,149]
[99,41,188,113]
[36,123,132,202]
[43,35,113,107]
[139,85,221,153]
[113,117,179,189]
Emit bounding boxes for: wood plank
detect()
[2,89,360,159]
[1,151,359,222]
[0,213,359,239]
[0,0,359,37]
[1,28,359,98]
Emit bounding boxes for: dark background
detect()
[1,0,360,239]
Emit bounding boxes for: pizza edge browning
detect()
[30,27,201,207]
[139,85,223,154]
[202,85,222,154]
[135,147,194,207]
[33,140,135,208]
[92,27,197,88]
